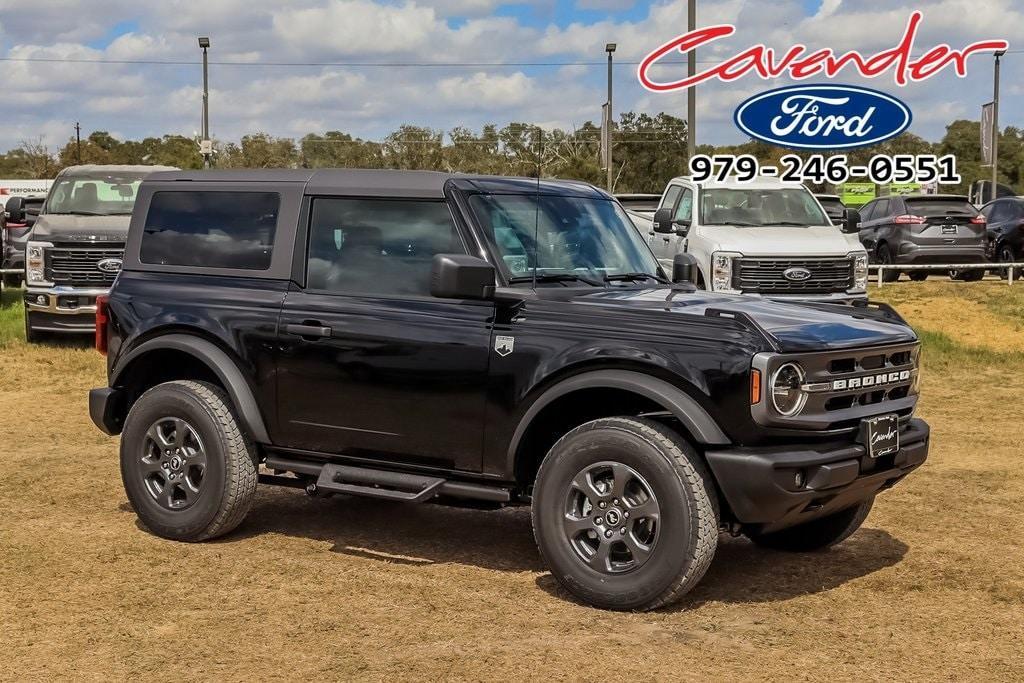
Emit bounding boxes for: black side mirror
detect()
[653,207,675,234]
[672,253,699,284]
[430,254,496,300]
[5,196,24,223]
[842,208,862,234]
[674,218,691,236]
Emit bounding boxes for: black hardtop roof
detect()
[144,168,611,200]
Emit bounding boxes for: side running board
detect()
[263,455,511,504]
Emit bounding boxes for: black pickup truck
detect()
[89,169,929,611]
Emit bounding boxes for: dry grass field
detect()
[2,281,1023,681]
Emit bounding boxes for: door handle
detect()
[285,323,332,339]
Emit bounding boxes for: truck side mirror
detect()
[672,253,699,284]
[5,196,24,223]
[842,208,862,234]
[653,207,675,234]
[674,218,691,236]
[430,254,496,300]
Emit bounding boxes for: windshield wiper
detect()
[509,273,604,287]
[51,210,108,216]
[760,221,810,226]
[705,221,761,227]
[604,272,671,284]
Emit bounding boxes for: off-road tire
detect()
[532,416,719,611]
[747,497,874,552]
[120,380,258,542]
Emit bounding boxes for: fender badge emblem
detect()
[494,335,515,357]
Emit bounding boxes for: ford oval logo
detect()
[783,267,812,283]
[96,258,122,274]
[734,84,912,150]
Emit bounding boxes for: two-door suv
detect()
[90,169,930,611]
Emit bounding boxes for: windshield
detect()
[701,188,829,226]
[469,193,661,286]
[45,173,146,216]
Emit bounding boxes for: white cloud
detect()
[0,0,1019,153]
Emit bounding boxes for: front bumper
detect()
[25,285,108,331]
[760,291,868,304]
[895,243,986,265]
[705,418,929,533]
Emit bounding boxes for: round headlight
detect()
[771,362,806,416]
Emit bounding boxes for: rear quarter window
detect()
[140,191,279,270]
[904,198,978,217]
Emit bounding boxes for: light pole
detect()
[686,0,696,162]
[992,49,1006,202]
[199,36,212,169]
[605,42,616,192]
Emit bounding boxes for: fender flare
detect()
[507,369,730,470]
[112,334,271,444]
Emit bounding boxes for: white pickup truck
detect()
[626,177,869,302]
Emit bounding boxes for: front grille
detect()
[734,257,853,293]
[44,246,123,287]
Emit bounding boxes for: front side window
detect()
[140,191,279,270]
[469,193,660,284]
[306,198,463,296]
[674,189,693,222]
[46,173,146,216]
[700,188,829,226]
[660,185,682,210]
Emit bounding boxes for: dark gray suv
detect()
[857,194,986,282]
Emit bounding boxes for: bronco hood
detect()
[29,214,130,244]
[571,287,918,353]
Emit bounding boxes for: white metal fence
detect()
[874,262,1024,287]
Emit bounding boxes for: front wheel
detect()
[949,268,984,282]
[120,380,258,542]
[746,497,874,552]
[908,271,928,282]
[998,243,1018,280]
[532,417,719,611]
[24,310,43,344]
[877,245,899,282]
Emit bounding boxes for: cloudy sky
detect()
[0,0,1020,153]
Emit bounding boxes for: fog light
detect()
[794,471,805,488]
[36,295,47,305]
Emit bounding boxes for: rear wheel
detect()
[998,243,1018,280]
[877,244,899,282]
[532,417,719,611]
[746,497,874,552]
[120,380,258,542]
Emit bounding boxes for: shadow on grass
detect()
[191,485,907,600]
[536,526,907,609]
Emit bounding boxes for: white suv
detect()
[630,177,868,302]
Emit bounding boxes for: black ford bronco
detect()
[89,169,929,611]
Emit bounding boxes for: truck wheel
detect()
[908,271,928,282]
[24,311,43,344]
[3,273,21,288]
[120,380,258,542]
[532,417,719,611]
[746,497,874,552]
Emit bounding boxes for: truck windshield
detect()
[45,174,146,216]
[469,193,662,286]
[701,188,829,226]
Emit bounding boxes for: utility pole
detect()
[199,36,212,169]
[686,0,696,163]
[75,122,81,164]
[605,43,616,192]
[992,50,1006,202]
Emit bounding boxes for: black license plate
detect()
[860,414,900,458]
